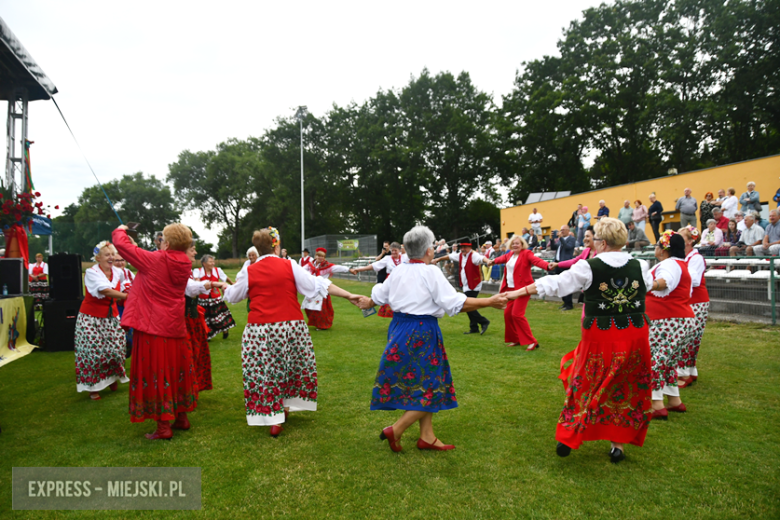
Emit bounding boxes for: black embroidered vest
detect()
[185,295,200,319]
[583,257,647,330]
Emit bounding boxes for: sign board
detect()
[337,240,359,251]
[31,215,52,236]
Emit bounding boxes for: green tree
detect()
[168,140,258,258]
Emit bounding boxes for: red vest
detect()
[646,259,695,320]
[459,252,482,290]
[247,257,304,324]
[29,262,47,282]
[79,271,121,318]
[687,252,710,305]
[198,268,223,299]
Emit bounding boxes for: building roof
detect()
[0,16,57,101]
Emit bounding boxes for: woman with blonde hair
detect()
[194,254,236,340]
[506,218,653,464]
[74,241,129,401]
[113,223,198,441]
[28,253,49,306]
[488,234,551,350]
[633,200,648,232]
[224,227,361,437]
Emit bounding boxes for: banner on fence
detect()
[337,240,359,251]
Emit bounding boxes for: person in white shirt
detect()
[301,248,351,330]
[350,242,405,318]
[236,246,259,283]
[528,208,543,235]
[716,187,739,219]
[432,241,492,334]
[729,214,765,256]
[28,252,49,305]
[356,225,507,453]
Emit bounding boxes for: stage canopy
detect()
[0,17,57,101]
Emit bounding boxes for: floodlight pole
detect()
[296,106,307,254]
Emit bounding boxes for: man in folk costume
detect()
[434,241,491,334]
[299,248,313,269]
[302,247,350,330]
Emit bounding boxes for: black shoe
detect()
[463,330,479,335]
[480,321,490,335]
[610,448,625,464]
[560,305,574,311]
[223,331,229,340]
[556,442,572,457]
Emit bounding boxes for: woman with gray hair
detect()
[358,226,507,453]
[194,254,236,340]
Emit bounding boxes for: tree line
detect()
[57,0,779,258]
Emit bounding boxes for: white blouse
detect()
[28,262,49,275]
[505,254,519,289]
[194,267,227,281]
[370,263,467,318]
[649,257,692,298]
[236,259,255,283]
[185,278,210,298]
[85,265,126,299]
[372,255,403,274]
[223,254,331,303]
[303,261,350,279]
[685,250,705,288]
[536,252,652,298]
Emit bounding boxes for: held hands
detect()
[489,293,508,310]
[349,268,358,275]
[346,293,364,307]
[547,262,557,270]
[355,296,374,310]
[505,289,523,300]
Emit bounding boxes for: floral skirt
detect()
[305,295,334,329]
[198,297,236,339]
[683,303,708,369]
[556,320,652,450]
[378,304,394,318]
[649,317,695,393]
[371,313,457,413]
[75,313,129,393]
[187,307,212,392]
[29,280,49,305]
[129,331,198,423]
[242,320,317,426]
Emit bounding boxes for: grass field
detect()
[1,275,778,519]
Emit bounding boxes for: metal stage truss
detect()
[0,16,58,194]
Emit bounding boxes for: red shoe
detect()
[109,381,118,392]
[379,426,403,452]
[417,438,455,451]
[172,412,191,430]
[525,343,540,351]
[677,377,692,389]
[667,403,687,413]
[285,410,289,421]
[270,425,283,437]
[652,408,668,421]
[145,421,173,440]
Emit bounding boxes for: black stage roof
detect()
[0,16,57,101]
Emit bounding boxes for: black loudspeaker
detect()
[42,299,81,352]
[0,258,27,295]
[49,253,83,301]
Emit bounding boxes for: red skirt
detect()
[129,330,198,423]
[305,295,334,330]
[187,307,212,392]
[556,319,652,450]
[378,304,394,318]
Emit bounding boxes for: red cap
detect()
[316,247,327,254]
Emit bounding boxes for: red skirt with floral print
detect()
[129,331,198,423]
[187,307,212,392]
[305,295,334,329]
[557,319,652,450]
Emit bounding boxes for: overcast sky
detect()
[2,0,602,246]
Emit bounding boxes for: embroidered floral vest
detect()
[185,295,200,319]
[583,257,647,330]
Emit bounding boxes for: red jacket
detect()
[493,250,549,293]
[112,229,192,338]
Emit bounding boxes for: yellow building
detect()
[501,154,780,239]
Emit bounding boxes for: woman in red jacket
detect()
[489,235,552,350]
[113,223,196,441]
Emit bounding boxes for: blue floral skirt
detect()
[370,313,458,412]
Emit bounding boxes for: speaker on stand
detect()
[48,253,84,301]
[0,258,28,296]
